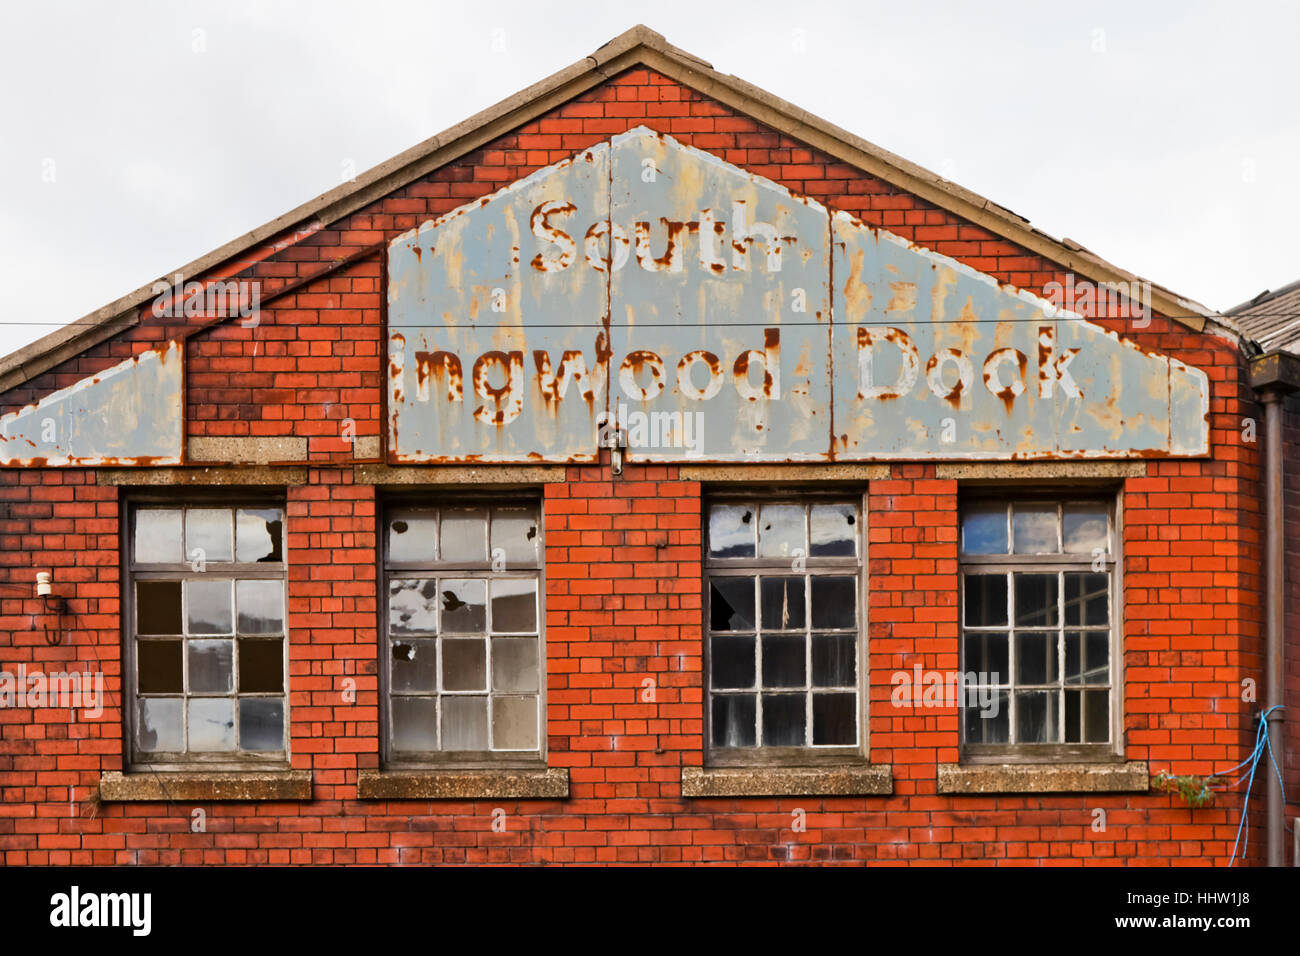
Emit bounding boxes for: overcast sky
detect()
[1,0,1295,359]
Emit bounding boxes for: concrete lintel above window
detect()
[681,464,888,482]
[356,463,566,485]
[937,761,1149,794]
[682,765,892,798]
[937,461,1144,481]
[356,768,568,800]
[100,465,308,485]
[98,770,311,802]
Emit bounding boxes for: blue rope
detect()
[1211,705,1287,866]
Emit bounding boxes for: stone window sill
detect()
[682,764,892,798]
[356,768,569,800]
[98,770,312,802]
[937,761,1149,794]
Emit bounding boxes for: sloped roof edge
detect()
[0,24,1220,395]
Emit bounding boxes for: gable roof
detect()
[1226,279,1300,355]
[0,24,1222,395]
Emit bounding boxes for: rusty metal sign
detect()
[387,127,1209,463]
[0,342,183,467]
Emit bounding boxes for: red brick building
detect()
[0,26,1291,866]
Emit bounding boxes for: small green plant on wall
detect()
[1153,770,1220,808]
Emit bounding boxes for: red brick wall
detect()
[0,67,1276,864]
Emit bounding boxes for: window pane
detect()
[389,579,438,635]
[239,639,283,694]
[491,637,538,693]
[136,698,183,752]
[810,503,856,557]
[757,504,804,558]
[710,636,755,689]
[1013,574,1059,627]
[185,508,233,563]
[188,639,234,694]
[1014,690,1055,743]
[1084,631,1109,685]
[708,505,755,559]
[1084,691,1109,742]
[760,576,805,631]
[387,509,437,563]
[440,508,487,564]
[810,576,856,629]
[391,696,437,751]
[391,638,437,693]
[1065,573,1108,626]
[1015,632,1057,686]
[441,579,487,633]
[710,578,755,632]
[490,578,536,633]
[761,693,805,746]
[964,574,1007,627]
[963,632,1008,682]
[136,581,182,635]
[1063,505,1108,554]
[964,694,1009,743]
[812,633,856,687]
[492,695,538,750]
[1012,504,1058,554]
[812,693,856,745]
[236,579,283,634]
[761,635,805,688]
[442,639,486,691]
[239,699,283,751]
[442,696,488,750]
[712,695,756,747]
[138,640,183,694]
[188,698,236,751]
[135,509,182,563]
[236,509,283,563]
[185,579,233,635]
[961,505,1007,554]
[491,508,539,567]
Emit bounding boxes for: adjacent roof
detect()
[1226,279,1300,355]
[0,24,1223,395]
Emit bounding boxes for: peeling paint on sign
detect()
[386,127,1210,463]
[0,342,183,467]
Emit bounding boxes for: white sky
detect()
[1,0,1296,359]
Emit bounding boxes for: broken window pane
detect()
[710,577,755,632]
[236,579,284,634]
[137,581,182,635]
[708,505,755,559]
[711,695,756,748]
[810,503,856,557]
[441,579,487,633]
[961,504,1007,554]
[185,508,233,563]
[492,695,538,750]
[490,578,536,633]
[236,509,283,563]
[442,639,486,691]
[238,639,283,694]
[490,508,538,567]
[760,576,805,631]
[137,640,183,694]
[136,698,183,752]
[391,696,437,752]
[389,578,439,635]
[491,637,538,694]
[442,695,488,750]
[185,579,233,635]
[135,509,182,564]
[387,509,437,564]
[188,639,234,694]
[391,638,438,694]
[188,698,236,751]
[757,504,804,558]
[440,508,487,564]
[239,698,283,752]
[1012,504,1058,554]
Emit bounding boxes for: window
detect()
[959,497,1117,759]
[127,503,287,767]
[381,500,542,765]
[704,496,864,763]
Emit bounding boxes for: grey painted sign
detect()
[387,127,1209,463]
